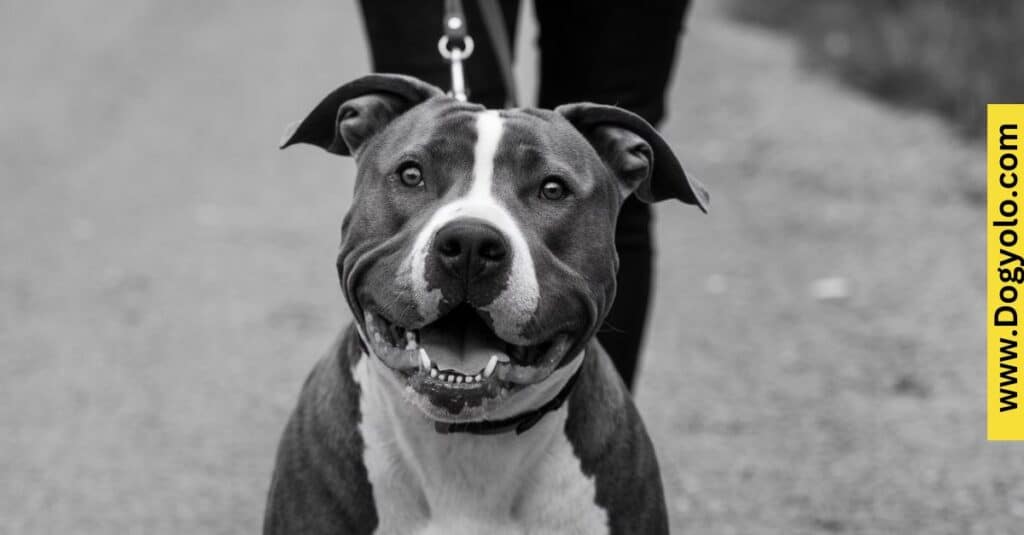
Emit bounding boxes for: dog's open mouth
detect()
[362,304,573,401]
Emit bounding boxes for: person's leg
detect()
[534,0,693,390]
[601,196,653,390]
[358,0,520,108]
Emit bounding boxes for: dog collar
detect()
[432,365,583,435]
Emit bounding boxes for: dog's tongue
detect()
[420,308,506,374]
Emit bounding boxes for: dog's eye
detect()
[539,177,569,201]
[398,163,424,188]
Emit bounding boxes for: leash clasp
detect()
[437,0,517,107]
[438,35,474,102]
[439,0,474,102]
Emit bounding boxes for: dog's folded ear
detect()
[555,103,709,211]
[279,74,445,157]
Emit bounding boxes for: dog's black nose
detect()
[433,219,509,280]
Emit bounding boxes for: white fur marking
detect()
[354,355,609,534]
[404,111,540,340]
[471,111,502,198]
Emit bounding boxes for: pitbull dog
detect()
[264,74,708,534]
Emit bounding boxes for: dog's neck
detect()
[351,352,594,525]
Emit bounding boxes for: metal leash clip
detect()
[439,0,475,101]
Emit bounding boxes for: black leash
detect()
[438,0,518,107]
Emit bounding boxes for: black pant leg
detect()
[601,196,653,390]
[534,0,691,124]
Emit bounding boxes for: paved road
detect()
[1,1,1007,533]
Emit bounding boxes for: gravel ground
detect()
[1,2,1011,533]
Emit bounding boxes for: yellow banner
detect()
[989,104,1024,440]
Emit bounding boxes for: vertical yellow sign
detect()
[989,104,1024,440]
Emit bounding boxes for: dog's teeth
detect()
[474,374,482,382]
[443,374,451,382]
[455,375,463,384]
[484,355,499,377]
[418,348,431,370]
[406,331,418,350]
[430,368,438,378]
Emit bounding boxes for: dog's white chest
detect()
[353,358,609,535]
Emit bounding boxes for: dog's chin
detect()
[360,303,576,423]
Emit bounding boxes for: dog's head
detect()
[282,74,708,422]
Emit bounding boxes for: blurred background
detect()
[731,0,1024,140]
[0,1,1015,533]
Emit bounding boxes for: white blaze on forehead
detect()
[404,111,540,340]
[471,110,502,197]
